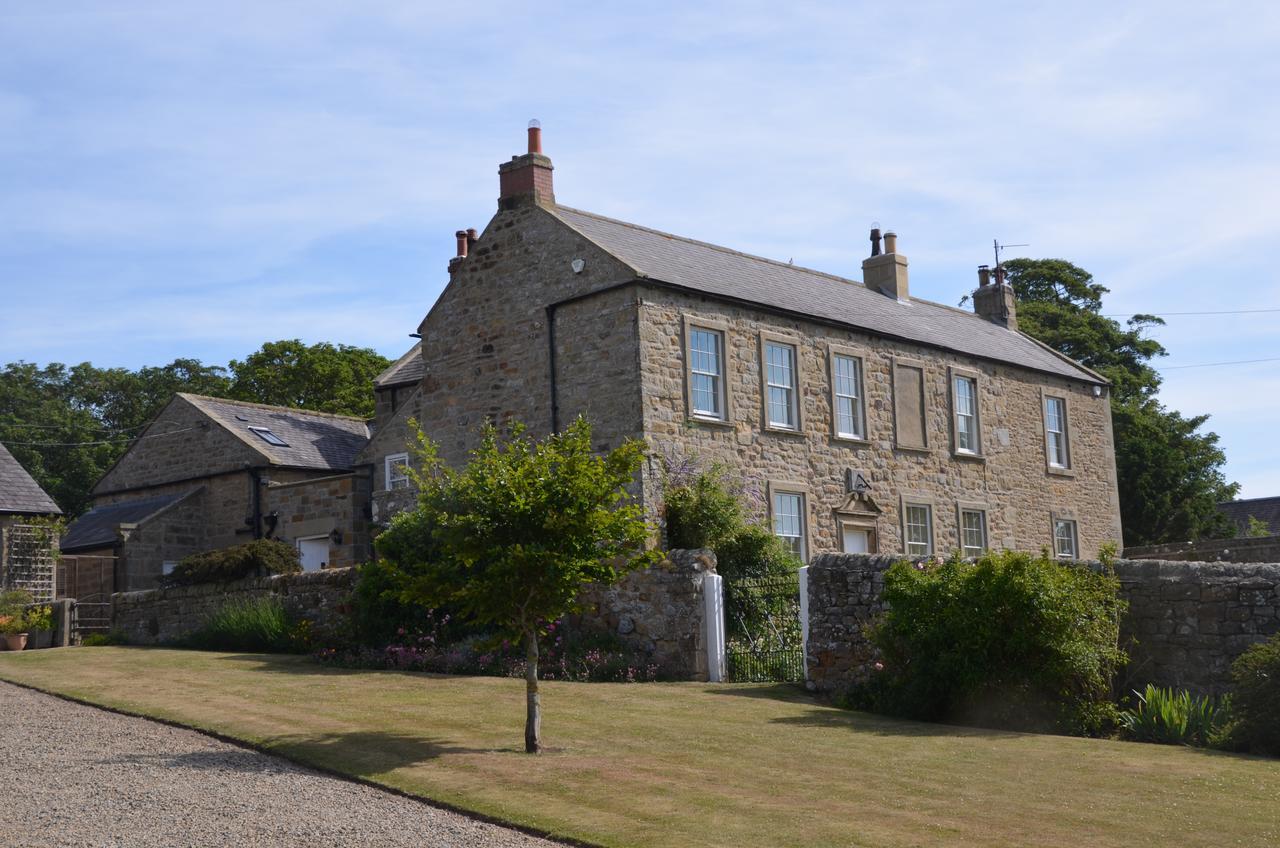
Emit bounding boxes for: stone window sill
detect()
[1047,465,1076,478]
[685,416,733,430]
[894,444,932,455]
[832,435,872,448]
[952,451,987,464]
[762,425,806,439]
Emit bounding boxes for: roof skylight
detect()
[248,426,288,447]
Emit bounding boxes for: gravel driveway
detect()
[0,680,562,848]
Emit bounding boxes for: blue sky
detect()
[1,2,1277,498]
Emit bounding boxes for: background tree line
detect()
[0,340,390,517]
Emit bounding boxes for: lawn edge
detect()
[0,671,607,848]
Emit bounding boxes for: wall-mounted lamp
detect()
[1092,385,1104,398]
[329,528,344,545]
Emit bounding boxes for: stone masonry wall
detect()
[1125,535,1280,564]
[116,490,207,591]
[574,548,717,680]
[804,553,1280,696]
[637,289,1122,558]
[112,567,355,645]
[263,472,373,568]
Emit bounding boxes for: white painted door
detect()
[298,538,329,572]
[842,527,870,553]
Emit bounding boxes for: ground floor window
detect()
[1053,518,1078,559]
[772,491,806,560]
[960,509,987,558]
[904,503,933,556]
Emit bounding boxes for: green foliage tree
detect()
[228,339,389,418]
[374,417,655,753]
[1002,258,1238,545]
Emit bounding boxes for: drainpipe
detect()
[545,304,560,433]
[248,467,265,540]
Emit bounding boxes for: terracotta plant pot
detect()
[3,633,28,652]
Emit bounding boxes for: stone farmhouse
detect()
[360,124,1123,561]
[61,393,371,591]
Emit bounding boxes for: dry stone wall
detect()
[574,548,717,680]
[1125,536,1280,565]
[112,568,355,645]
[803,553,1280,696]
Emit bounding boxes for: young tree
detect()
[374,417,655,753]
[1002,258,1238,545]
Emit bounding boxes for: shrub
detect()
[860,549,1127,736]
[163,539,301,587]
[350,558,473,648]
[1118,684,1231,747]
[0,590,33,634]
[183,596,292,652]
[1224,633,1280,755]
[81,630,126,646]
[662,460,799,579]
[24,605,53,632]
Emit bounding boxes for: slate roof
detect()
[551,205,1103,385]
[1219,497,1280,536]
[61,492,187,552]
[179,394,370,471]
[375,342,423,388]
[0,443,60,515]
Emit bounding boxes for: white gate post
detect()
[703,572,726,682]
[798,565,811,684]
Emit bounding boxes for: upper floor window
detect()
[1045,396,1069,468]
[772,490,806,560]
[689,327,725,419]
[904,503,933,556]
[1053,518,1078,559]
[953,376,979,454]
[960,508,987,558]
[385,453,410,490]
[832,353,866,440]
[765,341,798,429]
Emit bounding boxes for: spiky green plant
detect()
[1118,684,1231,747]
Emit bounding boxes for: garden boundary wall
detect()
[1124,535,1280,564]
[111,568,355,645]
[804,553,1280,696]
[109,550,723,681]
[574,548,722,681]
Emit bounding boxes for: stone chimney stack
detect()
[498,119,555,210]
[972,264,1018,330]
[861,228,909,301]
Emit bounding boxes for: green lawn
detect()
[1,648,1277,847]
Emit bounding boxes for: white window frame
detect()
[768,483,807,561]
[952,373,980,455]
[959,508,987,558]
[1044,394,1070,470]
[903,501,934,556]
[1053,517,1079,559]
[683,317,732,424]
[831,350,867,441]
[248,426,288,447]
[385,452,410,490]
[763,339,799,430]
[688,326,726,420]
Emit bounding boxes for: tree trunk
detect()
[524,627,541,754]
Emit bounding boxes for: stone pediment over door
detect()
[834,471,881,553]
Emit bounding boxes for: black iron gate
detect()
[724,574,803,682]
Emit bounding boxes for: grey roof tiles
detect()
[375,342,423,388]
[1219,497,1280,536]
[180,394,370,471]
[551,205,1103,384]
[0,443,60,515]
[61,492,188,552]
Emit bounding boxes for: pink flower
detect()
[873,661,884,672]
